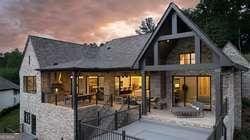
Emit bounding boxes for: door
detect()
[31,114,36,135]
[173,77,185,107]
[173,76,211,109]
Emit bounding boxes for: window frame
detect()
[24,111,31,124]
[179,52,195,65]
[23,76,37,93]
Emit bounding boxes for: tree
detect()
[0,49,22,84]
[136,17,156,35]
[184,0,250,53]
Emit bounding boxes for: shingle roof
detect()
[30,34,151,70]
[0,77,19,91]
[223,42,250,69]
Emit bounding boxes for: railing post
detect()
[115,110,118,130]
[97,111,100,126]
[139,104,142,120]
[96,94,98,105]
[55,94,57,105]
[111,94,113,107]
[78,120,81,140]
[122,130,126,140]
[127,96,130,109]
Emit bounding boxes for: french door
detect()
[173,76,211,110]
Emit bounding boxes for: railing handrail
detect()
[80,122,143,140]
[82,105,140,124]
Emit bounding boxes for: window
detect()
[24,111,30,124]
[180,53,195,64]
[23,76,36,93]
[31,114,36,135]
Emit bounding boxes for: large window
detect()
[180,53,195,64]
[23,76,36,93]
[87,76,104,95]
[115,76,150,97]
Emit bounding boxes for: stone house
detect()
[19,3,249,140]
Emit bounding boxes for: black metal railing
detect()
[82,105,141,130]
[41,92,114,108]
[79,123,142,140]
[207,98,228,140]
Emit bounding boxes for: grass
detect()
[0,108,19,133]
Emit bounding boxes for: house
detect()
[19,2,249,140]
[0,77,19,111]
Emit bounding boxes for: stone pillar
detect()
[214,69,222,121]
[233,71,242,129]
[104,73,115,104]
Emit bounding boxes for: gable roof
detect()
[134,2,234,68]
[0,77,19,91]
[223,42,250,69]
[29,34,150,70]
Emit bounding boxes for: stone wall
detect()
[242,71,250,98]
[222,70,242,140]
[20,41,74,140]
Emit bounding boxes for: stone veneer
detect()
[242,71,250,98]
[20,42,74,140]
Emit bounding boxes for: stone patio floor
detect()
[143,109,216,128]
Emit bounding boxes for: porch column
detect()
[215,69,222,122]
[141,71,147,115]
[71,71,78,140]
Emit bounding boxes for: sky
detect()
[0,0,198,52]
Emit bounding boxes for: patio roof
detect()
[28,34,150,71]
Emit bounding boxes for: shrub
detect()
[0,104,20,118]
[242,98,250,109]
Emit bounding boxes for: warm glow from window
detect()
[180,53,195,64]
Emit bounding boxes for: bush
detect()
[242,98,250,109]
[0,104,20,118]
[234,129,250,140]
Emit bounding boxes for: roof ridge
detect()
[108,34,151,42]
[29,35,90,47]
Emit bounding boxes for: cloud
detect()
[0,0,199,52]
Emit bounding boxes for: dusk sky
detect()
[0,0,198,52]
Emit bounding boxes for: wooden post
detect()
[72,71,78,140]
[195,35,201,64]
[154,41,158,66]
[172,12,177,34]
[141,71,147,115]
[139,104,142,120]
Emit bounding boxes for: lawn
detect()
[0,108,20,133]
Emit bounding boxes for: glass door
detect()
[173,77,185,107]
[185,77,197,106]
[198,76,211,110]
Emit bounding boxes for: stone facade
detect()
[242,71,250,98]
[20,42,74,140]
[222,70,242,140]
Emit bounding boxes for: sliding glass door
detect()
[173,76,211,110]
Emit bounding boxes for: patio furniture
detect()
[151,97,167,109]
[171,101,204,117]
